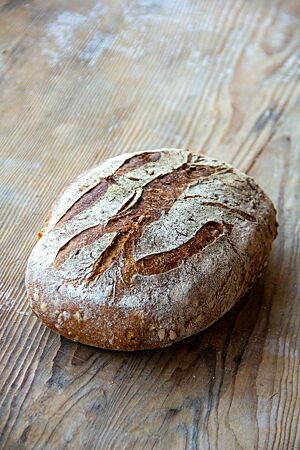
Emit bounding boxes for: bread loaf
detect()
[25,149,277,350]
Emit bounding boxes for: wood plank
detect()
[0,0,299,448]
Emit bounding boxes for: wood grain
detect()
[0,0,299,448]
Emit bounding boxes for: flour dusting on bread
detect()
[26,149,277,350]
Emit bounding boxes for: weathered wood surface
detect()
[0,0,299,449]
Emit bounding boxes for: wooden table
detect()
[0,1,299,449]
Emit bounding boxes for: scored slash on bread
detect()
[26,149,277,350]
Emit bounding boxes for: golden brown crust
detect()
[25,149,278,350]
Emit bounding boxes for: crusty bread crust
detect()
[25,149,277,350]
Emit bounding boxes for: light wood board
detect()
[0,0,299,449]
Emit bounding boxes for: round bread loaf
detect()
[26,149,277,350]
